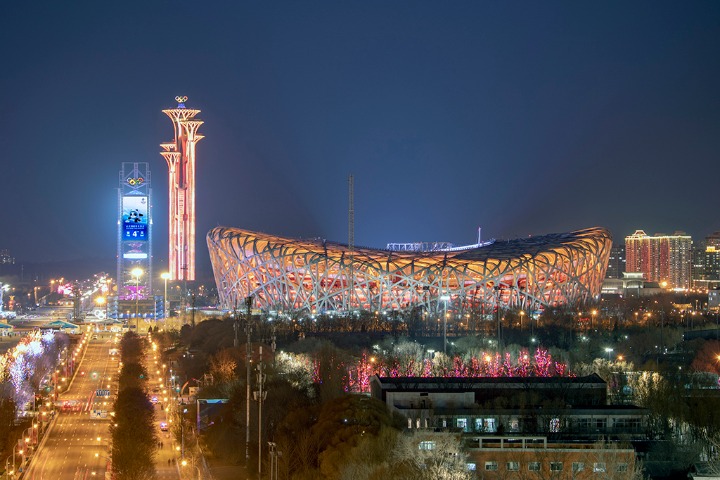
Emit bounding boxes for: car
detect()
[160,422,168,431]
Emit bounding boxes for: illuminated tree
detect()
[209,348,238,384]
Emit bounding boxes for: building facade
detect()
[691,232,720,290]
[625,230,692,289]
[605,244,626,279]
[208,227,613,315]
[372,375,644,479]
[117,162,153,301]
[160,96,204,282]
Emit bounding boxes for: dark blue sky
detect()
[2,1,719,278]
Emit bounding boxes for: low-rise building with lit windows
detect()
[372,375,646,479]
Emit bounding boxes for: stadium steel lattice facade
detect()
[208,227,612,315]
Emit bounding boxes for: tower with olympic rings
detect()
[117,162,153,302]
[160,96,204,282]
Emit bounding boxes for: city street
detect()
[24,333,118,480]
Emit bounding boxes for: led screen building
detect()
[208,227,612,314]
[160,96,204,282]
[117,162,153,302]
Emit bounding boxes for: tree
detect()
[118,362,147,391]
[340,430,471,480]
[690,340,720,374]
[111,387,157,480]
[208,348,238,384]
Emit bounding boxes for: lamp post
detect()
[12,443,23,474]
[5,455,13,479]
[268,441,281,480]
[604,347,613,362]
[161,272,170,321]
[493,286,502,349]
[131,268,143,332]
[440,294,450,355]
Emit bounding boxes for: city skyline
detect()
[2,1,719,278]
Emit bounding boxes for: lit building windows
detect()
[418,441,435,451]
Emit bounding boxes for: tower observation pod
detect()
[160,96,204,281]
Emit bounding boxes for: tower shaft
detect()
[161,98,204,281]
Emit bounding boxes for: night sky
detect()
[2,1,719,279]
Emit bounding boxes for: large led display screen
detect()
[122,196,148,241]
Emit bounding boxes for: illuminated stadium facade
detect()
[208,227,612,315]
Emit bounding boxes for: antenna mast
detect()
[348,174,354,310]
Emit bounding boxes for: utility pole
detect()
[245,296,253,467]
[254,346,267,479]
[494,286,502,350]
[190,293,196,328]
[233,298,239,347]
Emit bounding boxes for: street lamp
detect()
[161,272,171,320]
[12,443,23,473]
[131,268,143,331]
[440,294,450,355]
[268,441,281,480]
[604,347,614,362]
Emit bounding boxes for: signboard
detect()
[122,241,148,259]
[96,389,111,397]
[122,196,148,241]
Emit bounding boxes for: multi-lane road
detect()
[25,333,118,480]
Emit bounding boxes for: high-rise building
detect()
[605,244,625,279]
[625,230,692,289]
[706,231,720,249]
[160,96,204,282]
[117,162,153,301]
[691,232,720,290]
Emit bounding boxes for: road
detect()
[24,333,118,480]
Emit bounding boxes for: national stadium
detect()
[207,227,612,315]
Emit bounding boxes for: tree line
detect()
[111,332,157,480]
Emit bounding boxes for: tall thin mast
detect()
[348,174,354,310]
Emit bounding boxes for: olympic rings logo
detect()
[127,177,144,186]
[175,95,188,104]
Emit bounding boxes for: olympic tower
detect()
[160,96,204,281]
[117,162,153,301]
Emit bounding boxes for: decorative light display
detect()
[126,177,145,186]
[277,348,571,395]
[0,330,60,407]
